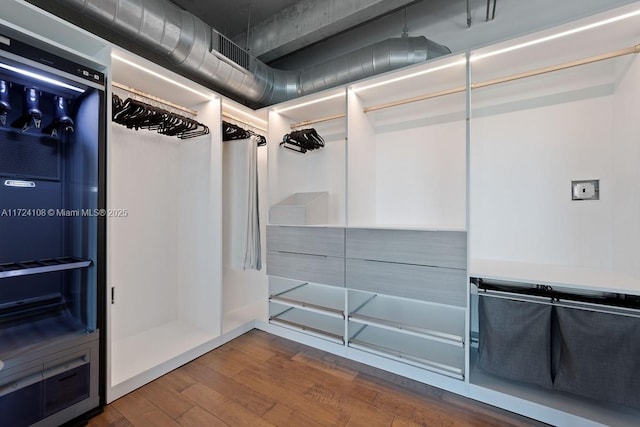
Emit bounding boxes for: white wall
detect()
[375,120,466,228]
[470,94,615,268]
[108,125,180,338]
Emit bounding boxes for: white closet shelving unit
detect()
[264,54,469,393]
[343,54,469,382]
[468,4,640,426]
[263,3,640,425]
[107,48,223,401]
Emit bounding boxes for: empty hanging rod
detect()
[363,44,640,113]
[290,113,346,129]
[222,111,267,133]
[112,81,198,116]
[364,86,466,113]
[473,44,640,90]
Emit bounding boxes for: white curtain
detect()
[224,136,261,271]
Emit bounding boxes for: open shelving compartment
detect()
[346,53,467,230]
[267,86,347,227]
[268,276,345,344]
[468,3,640,425]
[107,48,223,401]
[347,289,465,380]
[348,290,465,346]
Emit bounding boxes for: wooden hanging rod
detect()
[473,44,640,90]
[112,81,198,116]
[289,113,346,129]
[364,86,466,113]
[364,44,640,113]
[222,111,267,133]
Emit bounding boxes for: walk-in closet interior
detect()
[1,0,640,426]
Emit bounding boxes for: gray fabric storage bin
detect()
[478,296,553,389]
[554,307,640,409]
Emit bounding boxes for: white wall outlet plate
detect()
[572,180,599,200]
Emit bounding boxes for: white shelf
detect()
[349,293,465,346]
[270,283,344,317]
[345,224,466,232]
[110,320,217,386]
[470,259,640,296]
[269,307,344,344]
[469,352,640,427]
[348,324,464,380]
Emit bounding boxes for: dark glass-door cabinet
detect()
[0,27,106,427]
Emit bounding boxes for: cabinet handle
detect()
[111,287,115,304]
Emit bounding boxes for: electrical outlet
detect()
[572,180,599,200]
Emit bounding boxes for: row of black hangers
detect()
[1,79,74,137]
[222,120,267,146]
[280,128,325,153]
[112,94,209,139]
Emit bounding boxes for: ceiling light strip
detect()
[113,81,198,116]
[222,111,267,133]
[472,44,640,90]
[290,113,346,129]
[111,53,215,100]
[222,102,268,125]
[275,92,345,113]
[353,58,467,93]
[362,44,640,114]
[471,8,640,62]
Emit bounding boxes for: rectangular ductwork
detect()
[211,30,251,72]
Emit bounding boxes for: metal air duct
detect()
[50,0,450,107]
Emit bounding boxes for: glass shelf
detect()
[349,324,464,380]
[269,282,344,318]
[269,307,344,344]
[0,257,92,279]
[349,293,465,346]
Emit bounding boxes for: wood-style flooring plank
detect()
[89,330,547,427]
[85,405,131,427]
[137,377,195,419]
[110,390,180,427]
[181,382,276,427]
[180,358,277,416]
[175,406,229,427]
[232,366,351,426]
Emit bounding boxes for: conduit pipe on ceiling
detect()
[54,0,450,107]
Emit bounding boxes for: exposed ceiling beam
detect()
[233,0,418,62]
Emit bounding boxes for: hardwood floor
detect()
[89,330,547,427]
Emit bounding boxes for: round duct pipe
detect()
[51,0,450,107]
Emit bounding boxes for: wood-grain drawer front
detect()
[267,251,345,287]
[346,259,466,307]
[267,226,345,257]
[346,229,466,269]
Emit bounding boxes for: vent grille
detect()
[212,32,250,71]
